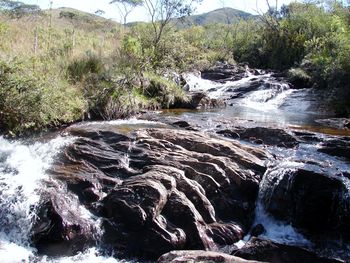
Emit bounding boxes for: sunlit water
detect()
[182,71,331,128]
[0,136,130,263]
[0,72,349,262]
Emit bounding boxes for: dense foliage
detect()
[0,0,349,135]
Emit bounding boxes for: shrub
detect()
[0,58,84,135]
[67,54,104,82]
[143,72,189,108]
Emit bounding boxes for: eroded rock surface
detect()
[32,189,95,256]
[233,238,343,263]
[218,127,299,148]
[33,127,269,259]
[158,250,262,263]
[260,166,350,241]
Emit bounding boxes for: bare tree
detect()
[110,0,143,25]
[143,0,203,47]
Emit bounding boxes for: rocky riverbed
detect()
[0,64,349,263]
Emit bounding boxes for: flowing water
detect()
[0,70,349,262]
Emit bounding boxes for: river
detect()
[0,68,349,262]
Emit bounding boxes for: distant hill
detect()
[0,7,119,33]
[127,7,255,28]
[47,8,118,32]
[178,7,255,27]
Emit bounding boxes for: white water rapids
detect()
[0,73,348,262]
[0,136,125,263]
[183,69,296,112]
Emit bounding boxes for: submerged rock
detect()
[158,250,261,263]
[34,127,268,259]
[233,237,343,263]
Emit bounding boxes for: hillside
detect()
[0,7,118,33]
[127,7,255,28]
[176,7,255,27]
[46,7,118,32]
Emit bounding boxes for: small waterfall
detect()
[183,69,258,99]
[0,136,75,262]
[182,72,222,93]
[0,136,130,262]
[242,82,294,111]
[251,162,311,246]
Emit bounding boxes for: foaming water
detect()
[0,136,129,263]
[252,202,311,246]
[183,72,221,93]
[0,136,74,262]
[41,248,128,263]
[242,83,295,111]
[251,162,311,246]
[183,70,259,99]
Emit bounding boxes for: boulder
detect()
[233,238,343,263]
[172,121,191,128]
[158,250,261,263]
[260,167,350,240]
[42,127,269,259]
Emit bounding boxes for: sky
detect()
[23,0,297,23]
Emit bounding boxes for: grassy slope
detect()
[0,8,119,59]
[0,8,122,134]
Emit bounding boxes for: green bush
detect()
[0,58,84,135]
[143,72,188,108]
[67,53,104,82]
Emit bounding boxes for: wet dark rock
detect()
[158,250,261,263]
[318,137,350,160]
[32,193,95,256]
[172,92,226,110]
[345,121,350,129]
[316,118,350,130]
[261,167,350,241]
[219,127,299,148]
[292,130,322,143]
[233,238,343,263]
[43,127,268,259]
[250,224,266,237]
[217,129,240,139]
[172,121,191,128]
[201,63,247,82]
[233,81,263,94]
